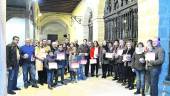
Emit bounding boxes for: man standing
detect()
[20,38,38,88]
[79,39,90,78]
[147,37,165,96]
[6,36,21,94]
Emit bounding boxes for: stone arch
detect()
[39,15,69,42]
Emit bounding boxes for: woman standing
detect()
[101,40,109,78]
[116,40,125,83]
[90,41,100,77]
[131,42,145,95]
[107,42,114,77]
[122,41,135,90]
[69,42,78,83]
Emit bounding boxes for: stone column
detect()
[0,0,7,95]
[93,17,105,43]
[138,0,159,43]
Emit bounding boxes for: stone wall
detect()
[158,0,170,95]
[0,0,7,95]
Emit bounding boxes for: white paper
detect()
[49,62,58,69]
[56,53,65,60]
[71,62,79,68]
[105,53,113,59]
[90,59,97,64]
[123,54,131,61]
[145,52,155,61]
[117,49,124,56]
[80,60,87,65]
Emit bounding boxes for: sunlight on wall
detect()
[138,0,159,45]
[6,17,33,46]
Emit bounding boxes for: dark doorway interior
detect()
[47,34,58,42]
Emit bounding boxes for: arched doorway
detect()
[41,21,68,42]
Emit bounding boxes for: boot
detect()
[141,89,145,96]
[134,89,140,94]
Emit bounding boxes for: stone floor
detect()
[7,76,147,96]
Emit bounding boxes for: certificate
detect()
[49,62,58,69]
[70,62,79,68]
[80,60,87,65]
[56,53,65,60]
[79,53,88,56]
[90,59,97,64]
[84,53,89,56]
[117,49,123,56]
[145,52,155,61]
[123,54,131,61]
[105,53,113,59]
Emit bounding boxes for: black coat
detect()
[6,43,19,68]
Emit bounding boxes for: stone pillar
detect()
[138,0,159,44]
[93,17,105,43]
[0,0,7,95]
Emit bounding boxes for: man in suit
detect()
[6,36,21,94]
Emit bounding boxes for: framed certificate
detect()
[123,54,131,61]
[56,53,65,60]
[70,62,79,68]
[105,53,113,59]
[49,62,58,69]
[90,59,97,64]
[117,49,123,56]
[145,52,155,61]
[80,60,87,65]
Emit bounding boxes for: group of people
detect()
[6,36,164,96]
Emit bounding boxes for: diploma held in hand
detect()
[71,62,79,68]
[49,62,58,69]
[56,53,65,60]
[105,53,113,59]
[90,59,97,64]
[145,52,155,61]
[123,54,131,61]
[80,60,87,65]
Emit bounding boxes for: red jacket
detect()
[90,47,100,59]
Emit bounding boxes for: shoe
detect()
[32,85,39,88]
[125,85,130,88]
[141,89,145,96]
[24,85,28,89]
[96,75,99,77]
[134,90,140,94]
[8,90,16,95]
[13,87,21,90]
[129,86,134,90]
[112,78,118,81]
[91,75,94,77]
[117,80,123,83]
[48,85,53,90]
[61,81,67,85]
[121,82,126,86]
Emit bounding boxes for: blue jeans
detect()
[149,66,161,96]
[135,69,145,90]
[47,69,54,86]
[22,63,36,86]
[77,64,86,80]
[57,61,65,82]
[7,64,19,91]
